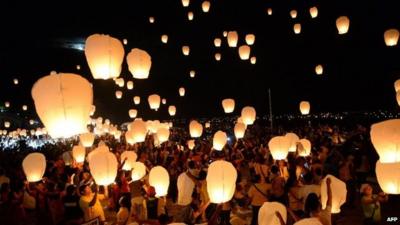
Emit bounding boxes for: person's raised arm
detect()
[326,177,332,207]
[89,184,98,207]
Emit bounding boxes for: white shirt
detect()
[177,172,195,206]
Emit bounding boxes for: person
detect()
[297,172,321,210]
[130,178,145,220]
[270,165,287,205]
[116,195,132,225]
[62,185,83,225]
[79,184,105,224]
[143,186,166,221]
[248,175,270,225]
[360,184,388,225]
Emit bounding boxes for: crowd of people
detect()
[0,120,395,225]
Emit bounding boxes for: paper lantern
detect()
[297,139,311,157]
[168,105,176,116]
[115,91,123,99]
[149,17,155,23]
[5,101,10,108]
[223,31,228,37]
[131,162,147,181]
[222,98,235,113]
[241,106,256,125]
[315,64,323,75]
[161,34,168,44]
[22,153,46,182]
[127,81,134,90]
[179,87,185,96]
[267,8,273,15]
[182,46,190,56]
[13,78,19,85]
[336,16,350,35]
[285,133,299,152]
[213,131,227,151]
[148,94,161,111]
[29,119,34,125]
[321,175,347,213]
[80,132,95,147]
[187,139,195,150]
[397,91,400,106]
[182,0,189,7]
[149,166,170,197]
[157,128,170,143]
[202,1,211,12]
[76,65,81,70]
[293,23,301,34]
[376,160,400,194]
[115,78,124,87]
[215,53,221,61]
[22,105,28,111]
[127,48,152,79]
[123,38,128,45]
[234,122,246,139]
[309,6,318,18]
[290,10,297,19]
[258,202,287,225]
[31,72,93,138]
[207,160,237,203]
[162,98,167,105]
[84,34,124,80]
[238,45,251,60]
[294,218,322,225]
[245,34,255,45]
[134,96,141,105]
[129,109,138,118]
[189,120,203,138]
[227,31,238,47]
[268,136,290,160]
[384,29,399,46]
[214,38,222,47]
[188,12,194,21]
[89,151,118,186]
[121,151,138,171]
[250,56,256,64]
[370,119,400,163]
[299,101,310,115]
[205,122,211,128]
[130,120,147,143]
[177,172,196,206]
[190,70,196,78]
[90,105,96,116]
[72,145,86,163]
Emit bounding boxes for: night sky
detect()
[1,0,400,125]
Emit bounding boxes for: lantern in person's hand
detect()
[241,106,256,125]
[213,131,227,151]
[89,151,118,186]
[131,162,147,181]
[157,128,170,143]
[121,151,138,171]
[130,120,148,143]
[149,166,170,197]
[22,153,46,182]
[187,139,195,150]
[207,160,237,203]
[336,16,350,35]
[189,120,203,138]
[297,139,311,157]
[222,98,235,113]
[321,175,347,213]
[72,145,86,163]
[258,202,287,225]
[375,161,400,194]
[285,133,299,152]
[299,101,310,115]
[126,48,152,79]
[79,132,95,147]
[370,119,400,163]
[268,136,290,160]
[234,122,246,139]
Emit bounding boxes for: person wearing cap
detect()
[360,184,388,224]
[79,183,105,224]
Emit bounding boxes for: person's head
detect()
[303,172,313,184]
[278,160,286,167]
[188,160,196,170]
[147,186,156,197]
[197,170,207,181]
[361,184,373,196]
[252,174,261,183]
[271,165,279,175]
[79,184,91,196]
[304,193,321,217]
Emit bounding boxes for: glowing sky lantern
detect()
[207,160,237,203]
[375,161,400,194]
[157,127,170,143]
[227,31,238,47]
[215,53,222,61]
[80,132,95,147]
[131,162,147,181]
[241,106,256,125]
[115,78,124,87]
[29,119,34,125]
[384,29,399,46]
[285,132,299,152]
[90,105,96,116]
[22,105,28,111]
[187,139,195,150]
[234,122,246,139]
[4,121,10,128]
[238,45,251,60]
[315,64,323,75]
[182,0,189,7]
[130,120,147,143]
[336,16,350,35]
[161,34,168,44]
[267,8,273,15]
[245,34,255,45]
[299,101,310,115]
[162,98,167,105]
[22,153,46,182]
[297,138,312,157]
[76,65,81,70]
[84,34,124,80]
[149,16,155,23]
[148,94,161,111]
[5,101,10,108]
[202,1,211,13]
[321,175,347,213]
[258,202,287,225]
[127,81,134,90]
[397,91,400,106]
[214,38,222,47]
[250,56,256,64]
[129,109,138,118]
[168,105,176,116]
[223,31,228,37]
[72,145,86,163]
[126,48,152,79]
[290,10,297,19]
[182,46,190,56]
[268,136,290,160]
[31,72,93,138]
[293,23,301,34]
[213,131,227,151]
[370,119,400,163]
[188,11,194,21]
[89,151,118,186]
[123,38,128,45]
[115,90,123,99]
[134,96,140,105]
[149,166,170,197]
[189,120,203,138]
[179,87,185,96]
[205,122,211,128]
[222,98,235,113]
[121,151,137,171]
[190,70,196,78]
[13,78,19,85]
[309,6,318,18]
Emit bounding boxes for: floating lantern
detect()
[190,70,196,78]
[149,166,170,197]
[207,160,237,203]
[29,119,34,125]
[4,121,10,128]
[179,87,185,96]
[157,128,170,143]
[223,31,228,37]
[127,48,152,79]
[22,153,46,182]
[121,151,138,171]
[215,53,221,61]
[336,16,350,35]
[182,0,189,7]
[290,10,297,19]
[123,39,128,45]
[213,131,227,151]
[162,98,167,105]
[268,136,290,160]
[245,34,255,45]
[31,72,93,138]
[294,23,301,34]
[321,175,347,213]
[72,145,86,163]
[182,46,190,56]
[149,17,155,23]
[148,94,161,111]
[22,105,28,111]
[84,34,124,80]
[89,151,118,186]
[90,105,96,116]
[13,78,19,85]
[188,11,194,21]
[130,120,147,143]
[76,65,81,70]
[258,202,287,225]
[129,109,138,118]
[375,160,400,194]
[115,91,123,99]
[241,106,256,125]
[370,119,400,163]
[227,31,238,47]
[285,133,299,152]
[161,34,168,44]
[127,81,134,90]
[238,45,251,60]
[115,78,124,87]
[5,101,10,108]
[234,122,246,139]
[187,139,195,150]
[299,101,310,115]
[134,96,141,105]
[214,38,222,47]
[384,29,399,46]
[297,138,312,157]
[189,120,203,138]
[267,8,273,15]
[250,56,256,64]
[222,98,235,113]
[202,1,210,12]
[168,105,176,116]
[397,91,400,106]
[309,6,318,18]
[80,132,95,147]
[131,162,146,181]
[315,64,323,75]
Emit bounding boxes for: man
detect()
[79,184,105,224]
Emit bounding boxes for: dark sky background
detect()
[1,0,400,125]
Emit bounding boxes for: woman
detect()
[360,184,388,225]
[248,175,270,225]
